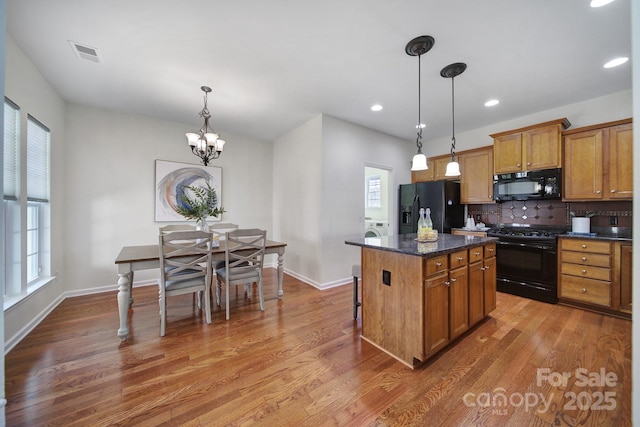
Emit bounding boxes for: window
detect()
[3,99,52,305]
[366,175,381,208]
[26,115,51,285]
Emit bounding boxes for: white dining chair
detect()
[215,228,266,320]
[158,229,213,336]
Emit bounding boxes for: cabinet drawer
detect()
[561,239,611,254]
[425,255,448,276]
[449,250,468,269]
[561,250,611,268]
[484,243,496,259]
[469,247,484,263]
[560,274,611,307]
[561,262,611,281]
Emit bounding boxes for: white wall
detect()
[62,104,274,291]
[273,114,413,288]
[272,115,324,285]
[4,35,67,346]
[424,89,633,156]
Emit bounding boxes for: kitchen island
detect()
[345,233,497,368]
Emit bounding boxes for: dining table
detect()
[114,239,287,341]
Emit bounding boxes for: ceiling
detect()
[6,0,632,144]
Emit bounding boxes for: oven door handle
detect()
[495,240,556,252]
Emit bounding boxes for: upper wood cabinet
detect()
[411,158,435,182]
[491,118,571,174]
[563,119,632,201]
[411,155,456,183]
[459,146,494,204]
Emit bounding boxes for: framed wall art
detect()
[155,159,223,222]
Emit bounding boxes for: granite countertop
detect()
[345,233,497,257]
[559,227,633,242]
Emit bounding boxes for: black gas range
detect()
[487,225,566,304]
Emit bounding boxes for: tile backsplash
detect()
[469,200,633,229]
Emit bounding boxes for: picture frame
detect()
[155,159,223,222]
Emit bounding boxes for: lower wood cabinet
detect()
[468,243,497,327]
[558,237,631,318]
[619,244,632,314]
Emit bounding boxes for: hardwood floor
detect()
[5,269,631,426]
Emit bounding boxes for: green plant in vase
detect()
[173,182,225,232]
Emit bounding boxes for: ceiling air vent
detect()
[68,40,102,63]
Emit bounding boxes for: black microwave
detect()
[494,168,561,202]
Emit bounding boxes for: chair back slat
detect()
[224,229,266,281]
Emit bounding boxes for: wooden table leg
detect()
[277,250,284,297]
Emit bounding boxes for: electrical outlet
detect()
[609,216,618,226]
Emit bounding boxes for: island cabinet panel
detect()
[424,272,450,357]
[361,248,425,365]
[347,234,499,368]
[468,243,497,327]
[448,266,469,340]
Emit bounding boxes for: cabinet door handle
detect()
[451,278,457,283]
[488,248,494,253]
[484,266,490,270]
[527,162,531,166]
[582,257,587,261]
[436,262,442,267]
[445,281,451,287]
[611,189,616,193]
[474,251,481,256]
[516,163,521,167]
[582,288,587,293]
[582,269,587,274]
[596,190,601,194]
[480,267,486,271]
[581,244,587,249]
[457,257,464,261]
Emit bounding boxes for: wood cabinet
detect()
[459,146,494,204]
[491,118,570,174]
[424,249,469,357]
[558,237,631,318]
[411,155,457,183]
[359,240,498,367]
[468,243,497,327]
[411,158,434,182]
[619,244,632,314]
[562,119,633,201]
[559,238,612,307]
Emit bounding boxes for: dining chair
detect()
[159,223,205,307]
[158,229,213,336]
[215,228,267,320]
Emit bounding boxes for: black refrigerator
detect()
[399,181,465,234]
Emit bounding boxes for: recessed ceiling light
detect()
[484,99,500,107]
[590,0,615,7]
[371,104,383,112]
[603,57,629,68]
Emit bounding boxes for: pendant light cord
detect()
[416,54,423,152]
[450,76,456,161]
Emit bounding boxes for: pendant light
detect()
[405,36,435,171]
[441,62,466,177]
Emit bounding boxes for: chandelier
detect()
[405,36,435,171]
[186,86,226,166]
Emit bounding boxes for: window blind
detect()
[27,115,50,202]
[3,98,19,200]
